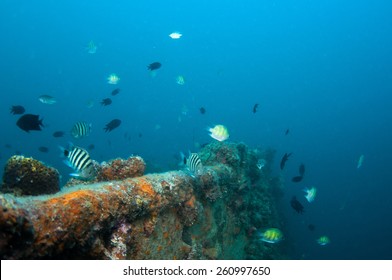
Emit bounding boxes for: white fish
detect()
[357,154,365,169]
[86,40,97,54]
[304,187,317,203]
[169,32,182,39]
[38,95,57,104]
[176,75,185,85]
[257,159,266,170]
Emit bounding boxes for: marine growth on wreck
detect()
[0,141,286,259]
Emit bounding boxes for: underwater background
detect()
[0,0,391,259]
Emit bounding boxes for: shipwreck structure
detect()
[0,142,285,259]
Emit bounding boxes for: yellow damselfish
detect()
[208,125,229,141]
[260,228,283,244]
[317,236,330,246]
[107,73,120,85]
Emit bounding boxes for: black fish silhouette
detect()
[291,175,303,182]
[111,88,121,96]
[147,62,161,71]
[299,163,305,177]
[290,196,304,214]
[280,152,292,170]
[308,224,316,231]
[53,131,65,138]
[199,107,206,114]
[104,119,121,132]
[16,114,44,132]
[38,146,49,153]
[285,129,290,135]
[252,103,259,113]
[10,105,25,115]
[101,98,112,106]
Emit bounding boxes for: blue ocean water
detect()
[1,0,391,259]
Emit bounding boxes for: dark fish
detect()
[104,119,121,132]
[308,224,316,231]
[147,62,162,71]
[199,107,206,114]
[71,122,91,138]
[101,98,112,106]
[16,114,44,132]
[138,133,143,138]
[299,163,305,177]
[285,129,290,135]
[280,152,292,170]
[38,146,49,153]
[62,144,96,180]
[185,153,202,174]
[111,88,121,96]
[87,144,95,151]
[5,144,12,149]
[53,131,65,138]
[252,103,259,113]
[291,175,303,182]
[10,105,25,115]
[183,155,187,165]
[290,196,304,214]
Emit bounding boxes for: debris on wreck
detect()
[97,156,145,181]
[0,142,285,260]
[64,156,146,187]
[1,155,60,196]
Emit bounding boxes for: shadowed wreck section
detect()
[0,142,285,259]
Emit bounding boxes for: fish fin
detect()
[58,145,67,158]
[63,160,73,168]
[69,172,82,178]
[179,152,186,167]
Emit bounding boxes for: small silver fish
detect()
[257,159,266,170]
[38,94,57,104]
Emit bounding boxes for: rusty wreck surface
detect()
[0,142,284,259]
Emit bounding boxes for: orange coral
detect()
[184,195,196,208]
[136,178,156,197]
[46,189,95,206]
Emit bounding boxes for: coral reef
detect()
[0,142,285,259]
[97,156,145,181]
[1,155,60,196]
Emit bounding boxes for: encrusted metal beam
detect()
[0,165,233,259]
[0,142,284,260]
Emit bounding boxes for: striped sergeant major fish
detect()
[61,144,96,180]
[185,152,203,175]
[71,121,92,138]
